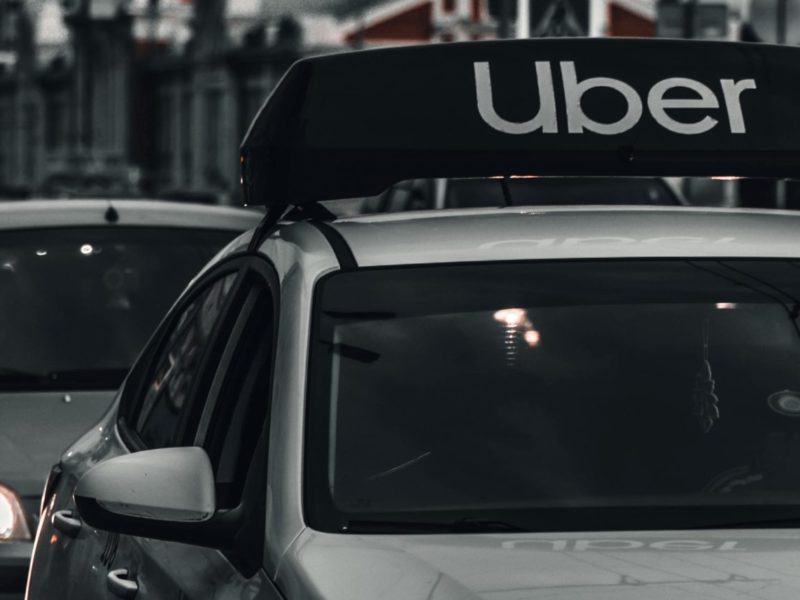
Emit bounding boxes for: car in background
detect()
[0,199,261,596]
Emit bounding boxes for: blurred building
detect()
[604,0,656,35]
[487,1,654,38]
[0,0,134,197]
[655,0,747,39]
[0,0,39,196]
[0,0,495,202]
[586,0,749,38]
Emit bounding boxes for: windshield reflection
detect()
[307,259,800,533]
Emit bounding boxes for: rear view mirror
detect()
[75,447,215,524]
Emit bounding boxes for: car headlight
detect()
[0,484,31,541]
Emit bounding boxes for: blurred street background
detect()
[0,0,794,205]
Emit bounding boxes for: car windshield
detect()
[0,226,234,390]
[307,260,800,533]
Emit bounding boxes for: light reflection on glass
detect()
[494,308,541,364]
[493,308,526,327]
[80,244,93,255]
[524,329,541,347]
[35,249,47,257]
[716,302,737,309]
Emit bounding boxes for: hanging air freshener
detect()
[692,319,720,433]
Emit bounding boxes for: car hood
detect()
[0,390,116,498]
[281,529,800,599]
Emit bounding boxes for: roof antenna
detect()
[499,176,513,207]
[104,203,119,224]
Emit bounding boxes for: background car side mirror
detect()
[75,447,220,543]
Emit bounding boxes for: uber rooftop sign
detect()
[474,62,755,136]
[241,38,800,204]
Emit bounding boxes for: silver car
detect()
[26,37,800,599]
[21,204,800,600]
[0,200,261,596]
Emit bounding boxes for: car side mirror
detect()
[75,447,217,540]
[74,441,267,576]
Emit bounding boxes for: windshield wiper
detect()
[343,517,525,534]
[323,311,396,320]
[319,341,381,363]
[44,368,128,388]
[0,366,50,381]
[0,367,127,389]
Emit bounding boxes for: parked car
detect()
[26,37,800,600]
[0,199,261,595]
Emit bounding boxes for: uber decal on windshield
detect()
[501,539,744,551]
[474,61,757,135]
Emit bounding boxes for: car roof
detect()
[325,206,800,267]
[0,199,263,231]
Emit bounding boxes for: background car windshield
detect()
[307,260,800,532]
[352,177,800,215]
[445,177,678,208]
[0,227,233,390]
[358,177,680,213]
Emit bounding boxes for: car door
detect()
[102,257,281,600]
[28,260,247,600]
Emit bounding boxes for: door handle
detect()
[51,509,81,537]
[107,568,138,599]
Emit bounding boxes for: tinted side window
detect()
[197,270,276,508]
[135,272,238,449]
